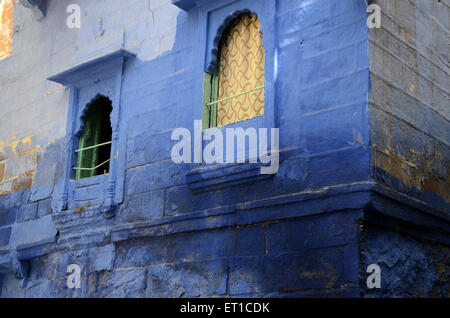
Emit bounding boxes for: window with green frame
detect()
[202,13,265,130]
[73,96,113,180]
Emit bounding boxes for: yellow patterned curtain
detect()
[216,13,265,127]
[0,0,14,60]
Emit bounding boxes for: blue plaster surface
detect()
[0,0,448,297]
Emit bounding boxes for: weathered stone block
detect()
[360,225,450,297]
[56,249,88,279]
[37,198,52,218]
[0,227,12,247]
[30,185,53,202]
[146,259,227,297]
[0,207,16,227]
[229,247,345,295]
[236,226,265,256]
[115,229,237,268]
[95,269,146,298]
[164,186,192,216]
[88,244,115,273]
[266,212,354,255]
[125,160,186,195]
[9,215,57,249]
[27,253,59,282]
[116,190,164,223]
[17,203,37,223]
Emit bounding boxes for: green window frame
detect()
[202,62,220,130]
[202,13,265,130]
[73,97,113,180]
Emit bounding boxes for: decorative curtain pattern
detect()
[0,0,13,60]
[216,13,265,127]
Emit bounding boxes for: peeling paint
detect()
[0,0,14,60]
[21,136,32,146]
[369,0,449,206]
[0,136,40,195]
[0,161,5,182]
[421,175,450,203]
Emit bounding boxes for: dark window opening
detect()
[74,96,113,180]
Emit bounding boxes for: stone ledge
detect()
[111,182,374,243]
[110,181,450,245]
[9,215,57,250]
[0,215,57,281]
[2,181,446,276]
[47,181,450,251]
[172,0,198,12]
[48,48,136,87]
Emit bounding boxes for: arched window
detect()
[0,0,14,60]
[203,13,265,128]
[74,96,113,180]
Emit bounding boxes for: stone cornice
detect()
[172,0,198,12]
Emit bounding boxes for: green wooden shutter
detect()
[76,111,102,179]
[202,62,221,130]
[210,62,220,128]
[202,72,212,130]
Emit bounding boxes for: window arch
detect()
[203,12,265,128]
[0,0,14,60]
[74,96,113,180]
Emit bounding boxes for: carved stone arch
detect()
[74,94,113,139]
[47,48,135,216]
[196,0,276,147]
[207,9,263,74]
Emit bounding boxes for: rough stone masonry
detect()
[0,0,448,297]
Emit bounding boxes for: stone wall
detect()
[1,209,362,297]
[368,0,449,209]
[360,222,450,297]
[0,0,448,297]
[362,0,450,298]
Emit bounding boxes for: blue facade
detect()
[0,0,448,297]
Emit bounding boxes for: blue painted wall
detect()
[0,0,448,297]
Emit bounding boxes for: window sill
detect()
[204,115,263,133]
[67,173,109,210]
[193,115,274,194]
[69,173,110,183]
